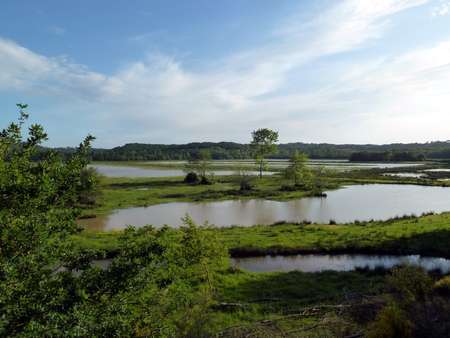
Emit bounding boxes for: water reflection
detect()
[85,254,450,274]
[79,184,450,230]
[231,254,450,273]
[89,164,272,177]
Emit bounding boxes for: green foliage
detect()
[367,267,450,338]
[68,219,226,337]
[367,303,413,338]
[386,266,433,304]
[251,128,279,178]
[283,151,312,187]
[0,104,96,336]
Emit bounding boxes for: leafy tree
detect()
[0,104,96,336]
[284,151,311,187]
[251,128,279,178]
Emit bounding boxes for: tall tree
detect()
[251,128,279,178]
[284,151,311,186]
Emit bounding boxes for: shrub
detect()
[366,303,413,338]
[200,175,212,185]
[240,180,253,191]
[184,172,199,184]
[387,266,433,304]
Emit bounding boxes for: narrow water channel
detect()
[231,254,450,273]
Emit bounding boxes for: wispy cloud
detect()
[1,0,446,146]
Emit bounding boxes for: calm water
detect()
[89,164,272,178]
[84,255,450,274]
[423,169,450,173]
[231,254,450,273]
[383,172,425,178]
[79,184,450,231]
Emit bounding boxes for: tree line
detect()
[37,141,450,161]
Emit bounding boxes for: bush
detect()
[386,266,433,304]
[184,172,199,184]
[240,180,253,191]
[200,176,212,185]
[366,303,413,338]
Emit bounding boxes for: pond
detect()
[231,254,450,273]
[79,184,450,231]
[89,164,273,178]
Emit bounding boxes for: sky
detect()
[1,0,450,147]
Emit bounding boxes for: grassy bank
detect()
[219,213,450,258]
[74,212,450,258]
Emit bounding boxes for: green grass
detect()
[218,213,450,258]
[84,175,336,216]
[207,268,386,336]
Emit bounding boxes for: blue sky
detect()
[1,0,450,147]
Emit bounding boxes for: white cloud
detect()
[1,0,446,146]
[432,1,450,16]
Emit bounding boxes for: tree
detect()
[184,149,213,184]
[284,151,311,187]
[251,128,279,178]
[0,104,96,336]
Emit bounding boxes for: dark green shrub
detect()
[184,172,199,184]
[366,303,413,338]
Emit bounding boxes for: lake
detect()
[79,184,450,230]
[231,254,450,273]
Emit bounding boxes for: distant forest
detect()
[44,141,450,161]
